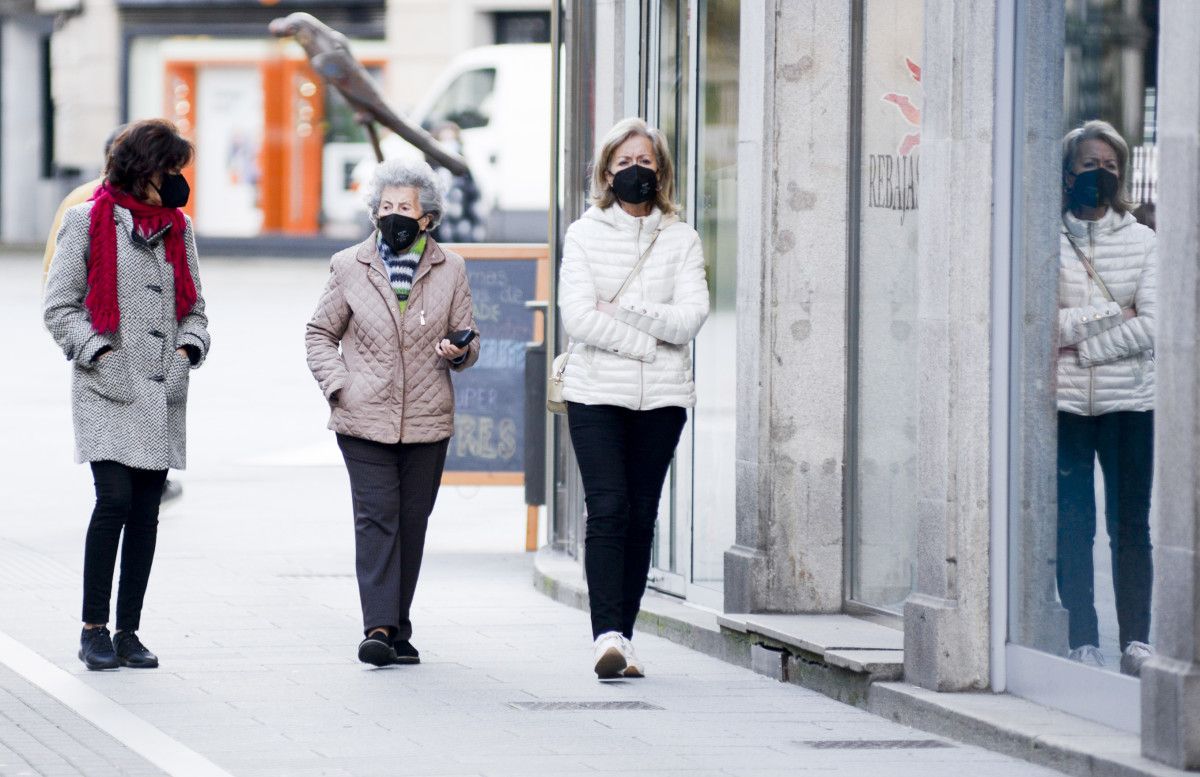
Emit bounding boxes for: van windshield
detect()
[427,68,497,131]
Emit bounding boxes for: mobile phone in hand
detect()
[448,329,477,349]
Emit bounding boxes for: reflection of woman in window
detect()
[1056,120,1156,676]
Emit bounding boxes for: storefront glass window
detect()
[688,0,740,593]
[849,0,923,612]
[657,0,690,212]
[1008,0,1159,726]
[649,0,689,588]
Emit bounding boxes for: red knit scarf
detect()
[85,182,196,334]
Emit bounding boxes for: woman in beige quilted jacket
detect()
[1055,120,1157,677]
[305,159,480,667]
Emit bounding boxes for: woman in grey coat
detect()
[43,119,210,671]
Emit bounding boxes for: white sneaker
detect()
[621,636,644,678]
[1067,644,1106,668]
[1120,641,1154,677]
[593,631,627,679]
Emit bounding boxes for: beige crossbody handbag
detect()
[546,227,664,414]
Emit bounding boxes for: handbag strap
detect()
[609,227,664,303]
[1062,221,1115,303]
[555,225,666,378]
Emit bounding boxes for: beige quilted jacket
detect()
[305,234,480,444]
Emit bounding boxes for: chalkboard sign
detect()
[443,245,549,483]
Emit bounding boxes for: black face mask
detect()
[610,164,658,205]
[1067,168,1119,210]
[378,213,422,253]
[152,173,190,209]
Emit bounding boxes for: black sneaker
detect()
[357,633,395,667]
[78,627,120,671]
[113,631,159,669]
[392,639,420,665]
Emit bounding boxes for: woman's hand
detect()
[176,347,190,359]
[436,339,466,361]
[1122,307,1137,321]
[595,300,618,316]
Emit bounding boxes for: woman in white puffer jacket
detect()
[1055,120,1156,676]
[559,117,709,680]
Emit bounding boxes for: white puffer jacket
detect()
[1057,209,1156,416]
[558,205,709,410]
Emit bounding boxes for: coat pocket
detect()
[81,349,136,404]
[164,352,190,405]
[330,373,362,437]
[338,372,363,409]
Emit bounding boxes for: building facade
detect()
[0,0,549,244]
[546,0,1200,767]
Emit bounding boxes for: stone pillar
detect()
[1140,1,1200,768]
[726,0,851,614]
[51,0,119,171]
[902,0,995,691]
[1,16,48,243]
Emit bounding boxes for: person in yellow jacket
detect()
[43,125,183,505]
[42,126,127,285]
[42,176,103,284]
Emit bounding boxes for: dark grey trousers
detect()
[336,433,449,640]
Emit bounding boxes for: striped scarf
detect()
[378,233,425,312]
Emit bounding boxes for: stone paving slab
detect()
[0,665,166,777]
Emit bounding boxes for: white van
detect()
[339,44,551,242]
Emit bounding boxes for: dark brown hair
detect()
[105,119,193,200]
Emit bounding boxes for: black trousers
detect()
[337,433,449,640]
[567,402,687,640]
[1056,410,1154,651]
[82,461,168,631]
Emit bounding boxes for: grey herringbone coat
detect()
[43,202,210,470]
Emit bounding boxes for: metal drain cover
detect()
[509,701,663,711]
[798,739,952,750]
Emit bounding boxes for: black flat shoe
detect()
[79,627,120,671]
[358,633,395,667]
[113,631,159,669]
[392,639,420,665]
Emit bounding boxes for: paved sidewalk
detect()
[0,254,1065,776]
[0,664,165,777]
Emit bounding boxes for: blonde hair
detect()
[589,117,678,215]
[1061,119,1135,215]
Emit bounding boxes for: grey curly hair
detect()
[364,158,445,229]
